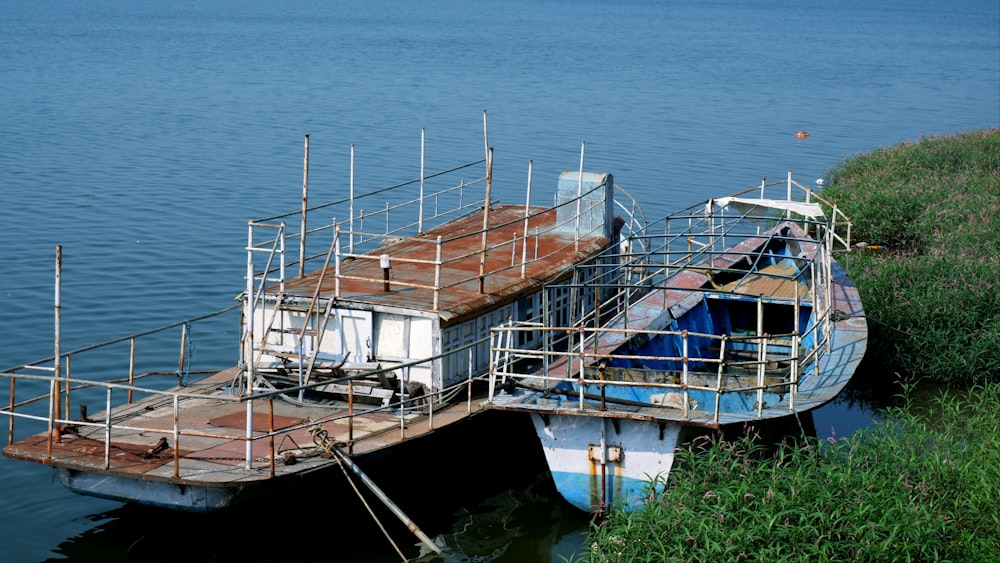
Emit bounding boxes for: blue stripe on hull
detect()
[548,470,665,513]
[531,414,687,512]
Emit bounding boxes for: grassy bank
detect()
[823,128,1000,386]
[579,128,1000,562]
[584,384,1000,562]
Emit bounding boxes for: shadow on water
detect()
[811,356,906,441]
[42,411,592,563]
[43,363,899,563]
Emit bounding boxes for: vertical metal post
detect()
[786,171,793,217]
[419,128,425,233]
[433,236,442,311]
[52,245,62,446]
[103,387,112,469]
[245,398,254,471]
[577,326,585,411]
[542,288,550,387]
[681,330,689,419]
[348,380,354,454]
[279,222,286,293]
[128,338,136,403]
[6,375,14,445]
[173,395,180,478]
[521,160,532,278]
[575,142,584,252]
[300,134,309,277]
[482,109,489,166]
[349,144,356,254]
[245,222,255,391]
[268,399,276,477]
[478,147,493,294]
[244,224,256,471]
[792,285,801,410]
[467,349,473,413]
[334,226,342,297]
[715,335,726,423]
[757,294,765,417]
[178,322,188,377]
[399,372,406,438]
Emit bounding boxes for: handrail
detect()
[327,176,615,306]
[1,316,496,473]
[487,303,833,424]
[485,172,846,425]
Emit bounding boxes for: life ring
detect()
[794,131,810,138]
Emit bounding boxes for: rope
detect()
[311,425,409,562]
[334,454,408,561]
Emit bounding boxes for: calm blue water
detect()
[2,0,997,560]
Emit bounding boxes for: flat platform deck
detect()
[4,367,492,488]
[283,203,612,323]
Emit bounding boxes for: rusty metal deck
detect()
[3,367,491,489]
[283,204,611,324]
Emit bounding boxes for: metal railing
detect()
[1,309,493,474]
[486,172,850,423]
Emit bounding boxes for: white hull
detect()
[58,468,242,512]
[531,413,685,512]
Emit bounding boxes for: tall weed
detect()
[822,128,1000,385]
[583,384,1000,562]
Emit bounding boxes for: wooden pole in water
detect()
[329,443,442,554]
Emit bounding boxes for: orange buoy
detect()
[795,130,810,138]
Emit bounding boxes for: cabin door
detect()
[323,309,372,364]
[373,313,434,390]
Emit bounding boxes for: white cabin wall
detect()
[317,309,372,364]
[440,303,515,388]
[374,313,434,391]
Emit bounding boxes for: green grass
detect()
[822,128,1000,386]
[580,384,1000,562]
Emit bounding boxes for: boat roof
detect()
[281,203,612,324]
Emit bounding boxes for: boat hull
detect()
[58,468,244,513]
[531,413,689,512]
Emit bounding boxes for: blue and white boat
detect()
[484,173,867,513]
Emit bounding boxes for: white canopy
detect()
[714,196,825,219]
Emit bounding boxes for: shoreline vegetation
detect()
[579,128,1000,562]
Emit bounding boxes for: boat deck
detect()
[283,203,611,324]
[3,366,491,488]
[484,228,867,429]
